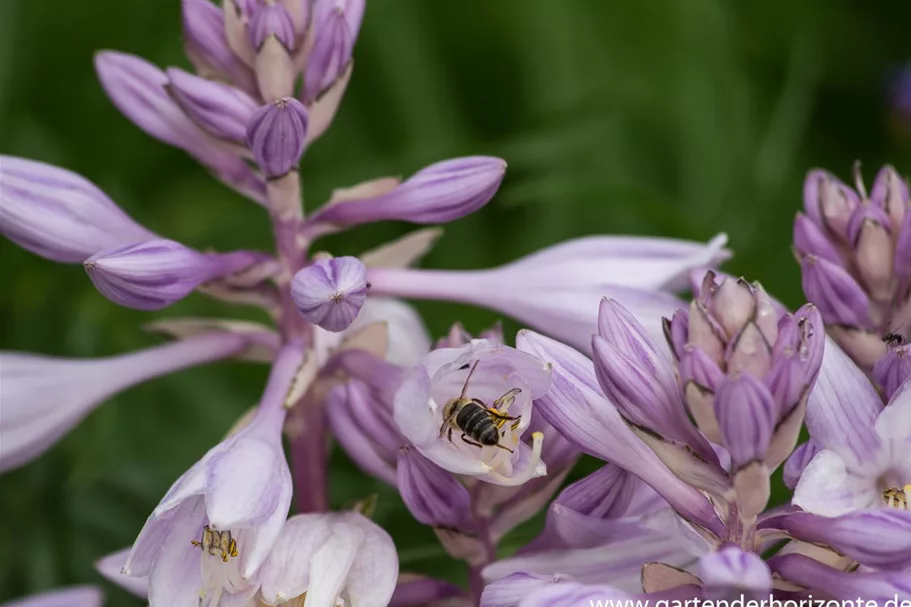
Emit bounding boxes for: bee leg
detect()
[460,433,485,449]
[510,419,521,431]
[486,408,519,421]
[448,426,454,444]
[494,443,514,454]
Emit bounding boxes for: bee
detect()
[191,525,238,563]
[439,360,523,453]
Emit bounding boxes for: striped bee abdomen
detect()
[456,402,500,445]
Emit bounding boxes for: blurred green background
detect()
[2,0,911,604]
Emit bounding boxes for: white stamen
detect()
[486,431,546,486]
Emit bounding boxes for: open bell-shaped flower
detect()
[0,332,249,474]
[257,511,397,607]
[393,339,552,486]
[84,239,263,310]
[291,256,367,331]
[121,343,302,606]
[0,156,156,262]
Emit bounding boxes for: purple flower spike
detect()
[397,446,472,529]
[290,256,367,331]
[181,0,256,94]
[800,254,872,328]
[166,68,258,143]
[248,2,296,51]
[0,587,104,607]
[84,239,258,310]
[307,157,507,228]
[0,156,156,262]
[303,3,354,103]
[246,98,309,178]
[698,547,771,601]
[714,373,775,469]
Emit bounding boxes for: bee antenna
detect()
[459,360,480,400]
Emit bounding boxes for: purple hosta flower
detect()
[393,339,552,486]
[0,332,250,473]
[121,343,302,606]
[290,256,367,331]
[793,341,911,517]
[397,446,472,529]
[658,272,824,517]
[257,511,397,607]
[166,67,258,144]
[246,98,309,178]
[0,587,103,607]
[304,157,508,233]
[84,239,262,310]
[94,51,267,204]
[391,574,465,607]
[794,164,911,378]
[369,234,730,356]
[0,156,155,262]
[698,547,772,600]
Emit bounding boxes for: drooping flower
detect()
[369,233,730,354]
[121,342,302,606]
[0,587,104,607]
[393,339,552,486]
[257,511,398,607]
[793,340,911,517]
[793,163,911,388]
[0,332,251,473]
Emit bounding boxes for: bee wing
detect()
[492,388,522,410]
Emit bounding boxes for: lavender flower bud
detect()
[290,256,367,331]
[872,343,911,400]
[895,206,911,284]
[662,308,689,360]
[246,98,309,177]
[803,169,861,241]
[714,373,775,469]
[313,0,365,41]
[279,0,311,36]
[397,446,471,529]
[307,157,506,229]
[166,68,258,143]
[181,0,256,93]
[847,203,894,301]
[782,439,819,490]
[870,164,909,230]
[303,3,354,103]
[799,254,872,328]
[248,2,296,51]
[0,156,156,262]
[793,213,841,263]
[84,239,258,310]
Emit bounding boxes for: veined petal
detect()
[325,382,399,485]
[698,546,772,599]
[0,156,156,262]
[775,509,911,570]
[0,587,104,607]
[341,512,399,607]
[389,575,463,607]
[480,573,575,607]
[305,519,365,607]
[0,332,248,474]
[291,256,366,332]
[792,449,880,516]
[344,298,431,368]
[147,499,207,607]
[806,338,883,467]
[770,554,911,601]
[181,0,257,94]
[516,583,634,607]
[783,440,820,490]
[259,514,332,604]
[397,446,471,528]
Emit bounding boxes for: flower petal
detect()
[305,519,365,607]
[258,513,332,604]
[0,587,104,607]
[792,449,880,516]
[342,512,400,607]
[95,548,148,598]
